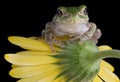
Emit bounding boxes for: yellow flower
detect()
[4,36,120,82]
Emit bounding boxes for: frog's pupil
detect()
[56,9,63,16]
[84,7,88,15]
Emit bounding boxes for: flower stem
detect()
[94,49,120,60]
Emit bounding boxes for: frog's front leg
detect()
[84,22,97,39]
[42,22,64,52]
[68,23,97,44]
[41,22,55,52]
[83,22,101,44]
[79,22,97,43]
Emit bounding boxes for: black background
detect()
[0,0,120,81]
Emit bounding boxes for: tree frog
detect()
[41,5,101,51]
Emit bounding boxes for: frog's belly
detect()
[53,23,89,37]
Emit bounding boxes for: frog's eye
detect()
[84,7,89,15]
[56,9,63,17]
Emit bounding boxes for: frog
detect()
[41,5,101,51]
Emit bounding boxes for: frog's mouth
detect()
[51,22,89,37]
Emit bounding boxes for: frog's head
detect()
[52,5,89,24]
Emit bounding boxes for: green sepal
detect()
[53,41,100,82]
[52,41,120,82]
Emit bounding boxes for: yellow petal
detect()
[17,67,62,82]
[9,64,60,78]
[53,76,66,82]
[93,76,103,82]
[98,65,120,82]
[100,60,114,71]
[37,69,62,82]
[16,51,56,56]
[11,64,21,68]
[17,75,43,82]
[4,54,59,65]
[98,45,112,51]
[8,36,51,51]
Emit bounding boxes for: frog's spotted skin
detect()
[42,5,101,51]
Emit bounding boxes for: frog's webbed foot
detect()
[48,42,56,52]
[30,35,56,52]
[53,39,65,47]
[68,35,80,42]
[48,37,65,52]
[67,35,82,45]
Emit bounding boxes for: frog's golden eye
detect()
[56,9,63,17]
[84,7,89,15]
